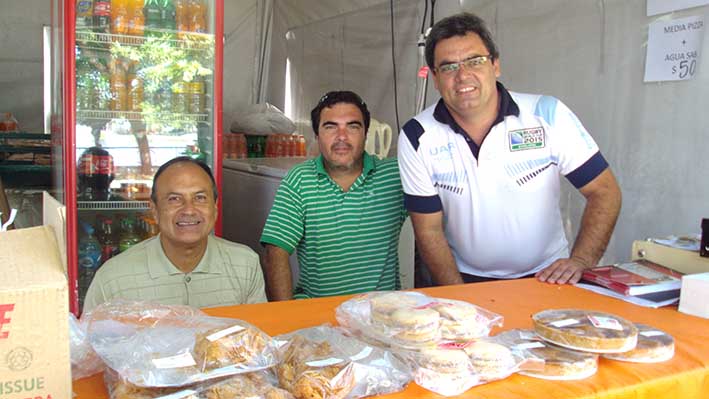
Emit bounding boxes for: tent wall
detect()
[266,0,709,266]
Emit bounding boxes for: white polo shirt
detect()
[398,82,608,278]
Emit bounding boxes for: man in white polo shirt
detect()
[398,13,621,285]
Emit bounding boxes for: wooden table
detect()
[73,278,709,398]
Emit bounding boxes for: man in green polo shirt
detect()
[260,91,407,300]
[83,157,267,312]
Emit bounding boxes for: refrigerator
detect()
[222,157,415,290]
[50,0,224,314]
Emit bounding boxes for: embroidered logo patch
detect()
[509,127,545,152]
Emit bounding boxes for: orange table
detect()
[73,278,709,398]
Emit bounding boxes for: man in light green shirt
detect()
[84,157,266,312]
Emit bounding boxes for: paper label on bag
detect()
[152,352,197,369]
[515,342,546,350]
[551,318,579,328]
[206,324,246,341]
[641,330,665,337]
[519,330,538,340]
[160,389,198,399]
[587,315,623,331]
[349,347,373,362]
[306,357,344,367]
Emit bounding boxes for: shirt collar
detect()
[433,81,520,135]
[147,235,221,278]
[315,152,376,178]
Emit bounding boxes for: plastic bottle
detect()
[171,81,188,113]
[161,0,176,33]
[127,74,144,112]
[144,0,162,36]
[99,218,119,263]
[0,113,19,133]
[119,217,142,252]
[78,222,102,300]
[76,0,94,30]
[109,57,128,111]
[78,146,115,201]
[127,0,145,36]
[188,0,206,34]
[297,135,306,156]
[111,0,129,35]
[187,79,204,114]
[92,0,112,34]
[90,57,111,109]
[175,0,187,38]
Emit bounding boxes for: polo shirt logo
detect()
[429,142,456,160]
[509,127,545,152]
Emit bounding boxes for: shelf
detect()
[77,109,209,124]
[0,133,51,140]
[76,30,214,51]
[78,200,150,210]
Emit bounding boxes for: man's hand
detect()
[535,256,590,284]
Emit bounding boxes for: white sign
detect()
[647,0,709,16]
[644,15,704,82]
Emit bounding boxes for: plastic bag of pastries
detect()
[603,323,674,363]
[335,291,502,349]
[494,329,598,380]
[105,368,293,399]
[532,309,638,353]
[274,325,412,399]
[84,300,279,388]
[69,313,104,380]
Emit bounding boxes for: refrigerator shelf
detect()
[77,109,208,123]
[76,30,214,51]
[77,200,150,211]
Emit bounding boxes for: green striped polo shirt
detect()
[260,152,407,299]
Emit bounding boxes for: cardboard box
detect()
[0,226,71,399]
[679,273,709,319]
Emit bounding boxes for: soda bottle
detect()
[127,0,145,36]
[161,0,176,33]
[144,0,162,36]
[78,222,102,302]
[76,0,94,30]
[92,0,112,34]
[78,146,115,201]
[111,0,129,35]
[99,218,119,263]
[119,216,143,252]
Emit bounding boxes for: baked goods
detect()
[532,309,638,353]
[413,348,478,397]
[386,307,441,344]
[463,341,516,381]
[369,292,421,325]
[193,325,269,370]
[419,348,472,374]
[603,323,675,363]
[432,299,492,340]
[203,373,293,399]
[498,329,598,380]
[276,335,355,399]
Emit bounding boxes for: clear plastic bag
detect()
[335,291,503,349]
[84,300,279,388]
[495,329,598,380]
[603,323,674,363]
[69,313,105,380]
[274,325,412,399]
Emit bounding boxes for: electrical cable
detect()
[390,0,401,132]
[420,0,428,34]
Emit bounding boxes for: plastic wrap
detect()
[229,103,296,135]
[274,325,411,399]
[532,309,638,353]
[69,313,105,380]
[495,329,598,380]
[84,300,278,387]
[335,291,503,349]
[603,323,674,363]
[105,369,293,399]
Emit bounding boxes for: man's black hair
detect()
[150,156,218,204]
[425,12,500,70]
[310,91,371,135]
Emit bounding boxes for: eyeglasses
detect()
[435,55,492,75]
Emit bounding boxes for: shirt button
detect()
[185,275,192,283]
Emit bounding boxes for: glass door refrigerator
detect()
[51,0,224,314]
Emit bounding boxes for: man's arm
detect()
[262,244,294,301]
[536,168,622,284]
[410,211,463,285]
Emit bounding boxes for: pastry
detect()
[603,323,674,363]
[387,307,440,344]
[203,373,293,399]
[193,325,268,370]
[463,341,516,380]
[419,348,472,374]
[432,299,488,340]
[369,292,420,325]
[532,309,638,353]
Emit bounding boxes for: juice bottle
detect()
[109,58,128,111]
[128,0,145,36]
[175,0,187,38]
[111,0,129,35]
[189,0,206,34]
[188,79,204,114]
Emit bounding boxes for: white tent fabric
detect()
[226,0,709,266]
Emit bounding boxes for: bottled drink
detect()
[175,0,187,38]
[171,81,188,113]
[99,218,119,263]
[0,113,19,133]
[109,57,128,111]
[187,80,204,114]
[127,0,145,36]
[161,0,176,32]
[296,134,306,156]
[76,0,94,30]
[188,0,206,34]
[144,0,162,36]
[78,222,102,301]
[111,0,129,35]
[78,146,115,201]
[92,0,112,34]
[127,74,144,111]
[119,217,142,252]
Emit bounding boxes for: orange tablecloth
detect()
[73,278,709,398]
